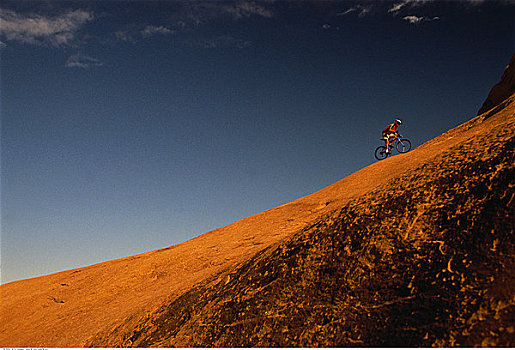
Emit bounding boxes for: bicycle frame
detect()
[383,137,400,149]
[375,135,412,160]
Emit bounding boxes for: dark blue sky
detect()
[1,1,514,283]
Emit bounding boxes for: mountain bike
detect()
[374,135,412,160]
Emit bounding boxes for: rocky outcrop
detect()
[478,53,515,116]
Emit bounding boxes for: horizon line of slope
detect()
[1,93,514,347]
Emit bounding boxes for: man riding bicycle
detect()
[382,119,402,153]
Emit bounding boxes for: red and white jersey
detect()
[382,123,398,135]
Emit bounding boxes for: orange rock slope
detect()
[1,92,514,347]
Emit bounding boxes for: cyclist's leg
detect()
[384,134,391,152]
[388,133,397,152]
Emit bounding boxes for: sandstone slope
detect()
[0,115,461,347]
[85,92,515,347]
[1,86,514,347]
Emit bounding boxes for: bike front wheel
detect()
[396,139,412,153]
[375,146,389,160]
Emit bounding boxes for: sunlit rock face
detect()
[85,92,515,348]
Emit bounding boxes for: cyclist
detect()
[382,119,402,153]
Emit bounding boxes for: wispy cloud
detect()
[107,2,272,45]
[341,0,496,24]
[403,15,424,24]
[220,1,273,19]
[141,25,175,38]
[389,0,415,14]
[113,30,137,43]
[180,1,273,26]
[388,0,493,15]
[65,53,103,68]
[106,2,272,48]
[338,4,372,18]
[389,0,483,25]
[0,8,93,46]
[110,25,175,44]
[403,15,440,24]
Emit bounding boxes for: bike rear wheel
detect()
[375,146,389,160]
[396,139,412,153]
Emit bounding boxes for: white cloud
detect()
[403,15,424,23]
[389,0,492,15]
[389,0,418,14]
[0,8,94,46]
[403,15,440,24]
[389,0,435,14]
[105,2,272,47]
[110,25,175,44]
[65,53,103,68]
[113,30,136,43]
[221,1,273,19]
[141,25,175,37]
[338,4,372,18]
[182,1,273,26]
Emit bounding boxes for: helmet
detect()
[395,119,402,125]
